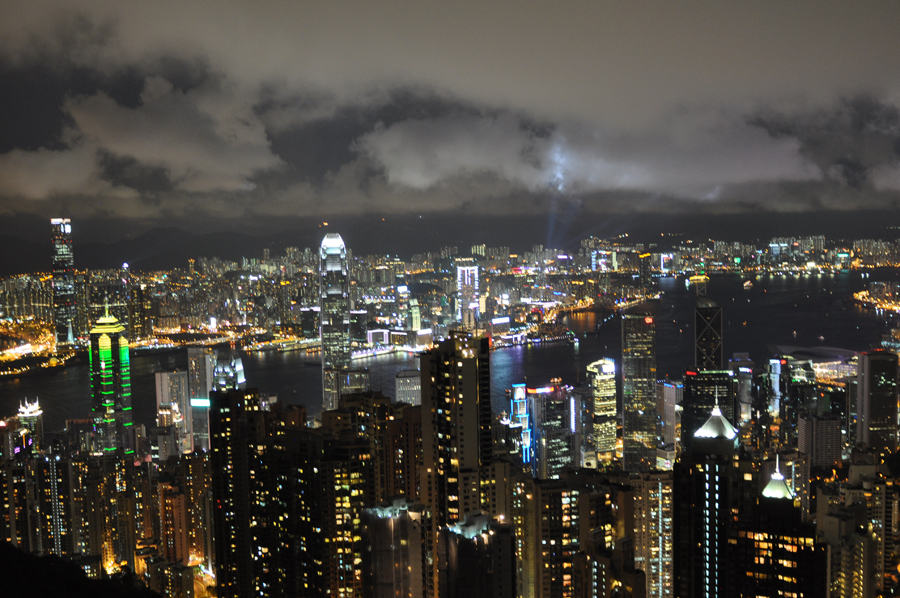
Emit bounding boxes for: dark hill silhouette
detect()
[0,542,161,597]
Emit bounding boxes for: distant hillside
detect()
[2,208,900,277]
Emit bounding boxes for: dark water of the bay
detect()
[2,270,898,433]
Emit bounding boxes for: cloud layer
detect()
[1,1,900,223]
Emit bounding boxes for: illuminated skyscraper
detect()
[209,386,263,598]
[622,315,658,473]
[729,462,825,596]
[681,369,735,457]
[674,402,738,598]
[89,308,133,454]
[17,398,43,452]
[320,233,351,412]
[528,383,580,480]
[857,349,899,455]
[51,218,77,347]
[456,257,479,325]
[33,452,77,556]
[395,369,422,405]
[421,331,492,527]
[155,371,191,454]
[188,347,216,450]
[586,358,617,459]
[633,471,674,598]
[214,355,246,391]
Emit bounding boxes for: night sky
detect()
[2,2,900,256]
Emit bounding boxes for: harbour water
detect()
[2,270,897,433]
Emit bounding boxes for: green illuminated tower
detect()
[89,306,133,454]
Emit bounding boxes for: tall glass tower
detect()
[188,347,216,450]
[455,258,479,325]
[89,308,133,454]
[622,314,658,473]
[320,233,351,412]
[586,358,617,460]
[857,349,899,455]
[51,218,77,348]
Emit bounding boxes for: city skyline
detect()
[4,4,900,596]
[1,2,900,250]
[2,217,899,596]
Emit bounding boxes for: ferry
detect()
[743,280,754,289]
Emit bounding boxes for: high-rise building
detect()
[187,347,216,451]
[158,480,189,565]
[89,308,133,454]
[632,471,674,598]
[421,331,492,527]
[818,464,894,594]
[680,370,736,457]
[527,383,581,480]
[674,402,738,598]
[798,415,842,468]
[456,258,479,325]
[656,381,682,448]
[51,218,77,347]
[818,504,876,598]
[335,368,370,399]
[127,283,152,339]
[856,349,899,455]
[436,515,516,598]
[395,369,422,405]
[695,297,723,370]
[622,315,658,473]
[587,358,617,459]
[17,398,43,452]
[729,462,826,596]
[33,452,78,557]
[639,252,652,289]
[361,502,428,597]
[209,386,264,598]
[155,371,191,454]
[320,233,351,412]
[214,356,246,391]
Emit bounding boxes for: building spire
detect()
[711,386,722,416]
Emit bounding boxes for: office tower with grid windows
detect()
[622,315,658,473]
[587,358,617,459]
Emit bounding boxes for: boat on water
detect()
[743,280,753,289]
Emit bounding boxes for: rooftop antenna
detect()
[711,386,721,415]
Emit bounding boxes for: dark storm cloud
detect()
[749,96,900,190]
[1,1,900,224]
[260,88,487,187]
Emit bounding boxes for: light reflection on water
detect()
[1,270,896,432]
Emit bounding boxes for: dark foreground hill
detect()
[0,542,161,598]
